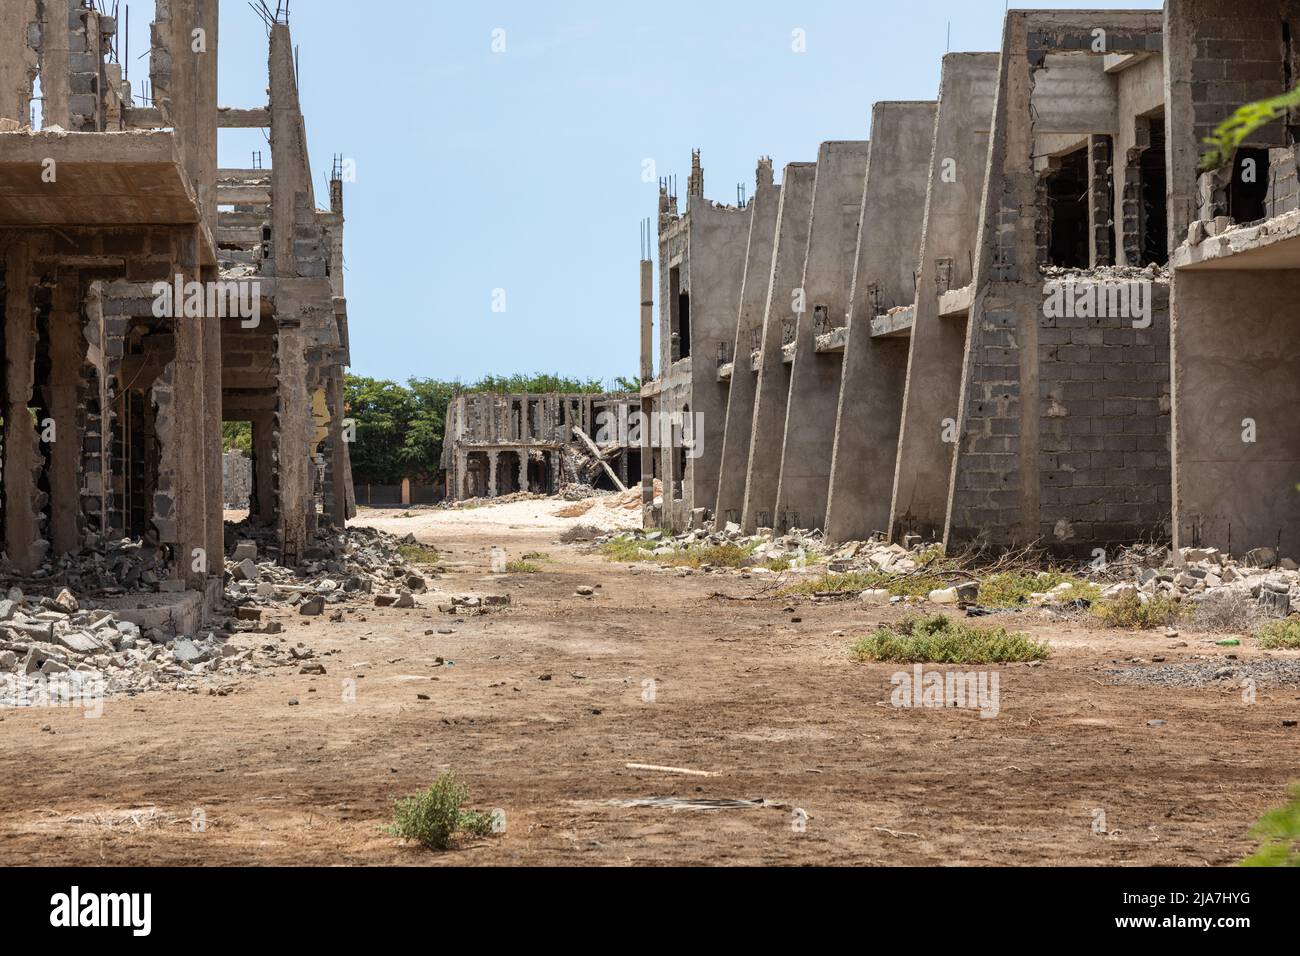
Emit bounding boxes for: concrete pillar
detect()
[488,451,499,498]
[886,55,998,543]
[47,273,83,555]
[401,477,411,505]
[276,325,309,563]
[640,260,654,382]
[0,0,37,123]
[3,242,49,574]
[740,163,816,533]
[714,162,780,530]
[36,0,72,129]
[775,140,871,534]
[251,413,276,524]
[1087,134,1113,267]
[518,453,528,494]
[156,0,219,236]
[172,228,210,588]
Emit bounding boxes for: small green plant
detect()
[398,543,441,564]
[851,614,1050,664]
[978,570,1100,607]
[1241,785,1300,867]
[384,771,494,850]
[1257,618,1300,650]
[599,535,756,569]
[1201,86,1300,171]
[1092,591,1184,630]
[505,559,541,573]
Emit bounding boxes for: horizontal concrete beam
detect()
[0,130,203,227]
[217,107,271,128]
[217,185,271,205]
[124,107,166,129]
[871,307,915,338]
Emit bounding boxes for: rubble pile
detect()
[0,583,304,702]
[0,536,171,596]
[599,524,1300,623]
[222,521,431,613]
[0,524,438,706]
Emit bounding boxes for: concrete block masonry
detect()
[0,3,354,624]
[639,2,1300,562]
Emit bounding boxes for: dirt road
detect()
[1,501,1295,866]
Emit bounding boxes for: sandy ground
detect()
[1,500,1296,866]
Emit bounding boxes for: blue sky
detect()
[122,0,1160,387]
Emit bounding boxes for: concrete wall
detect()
[685,199,751,526]
[1172,269,1300,556]
[714,165,780,528]
[741,163,816,532]
[774,140,870,532]
[945,9,1164,552]
[888,59,997,542]
[823,103,937,542]
[1165,0,1300,248]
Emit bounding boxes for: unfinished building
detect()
[641,2,1295,562]
[0,1,354,624]
[442,391,642,500]
[1167,0,1300,559]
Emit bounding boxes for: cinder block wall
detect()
[1165,0,1300,244]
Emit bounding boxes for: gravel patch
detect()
[1107,658,1300,689]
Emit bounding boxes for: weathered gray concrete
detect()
[887,58,997,542]
[0,0,37,123]
[774,140,870,533]
[1171,269,1300,556]
[740,163,815,533]
[3,241,49,574]
[822,103,935,542]
[714,160,779,529]
[945,10,1165,553]
[682,199,750,527]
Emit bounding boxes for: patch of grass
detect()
[599,535,756,569]
[851,613,1050,664]
[505,560,541,574]
[978,570,1100,608]
[398,543,441,564]
[1241,784,1300,867]
[1257,618,1300,650]
[1091,591,1184,630]
[600,535,662,562]
[383,771,495,851]
[762,556,792,572]
[521,551,551,562]
[784,569,948,599]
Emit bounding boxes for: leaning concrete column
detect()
[740,163,817,533]
[775,141,871,534]
[714,160,779,530]
[3,242,48,574]
[47,273,84,555]
[276,325,309,564]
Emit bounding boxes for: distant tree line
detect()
[223,374,640,486]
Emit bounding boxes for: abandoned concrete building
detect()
[0,1,354,624]
[640,0,1300,560]
[442,391,642,501]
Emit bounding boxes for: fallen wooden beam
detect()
[625,763,719,778]
[572,425,627,492]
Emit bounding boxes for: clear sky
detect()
[120,0,1160,387]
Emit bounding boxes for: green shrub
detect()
[978,570,1100,607]
[1257,618,1300,650]
[1241,785,1300,867]
[1092,592,1184,630]
[851,614,1050,664]
[384,771,494,850]
[398,543,441,564]
[600,536,755,568]
[505,560,540,573]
